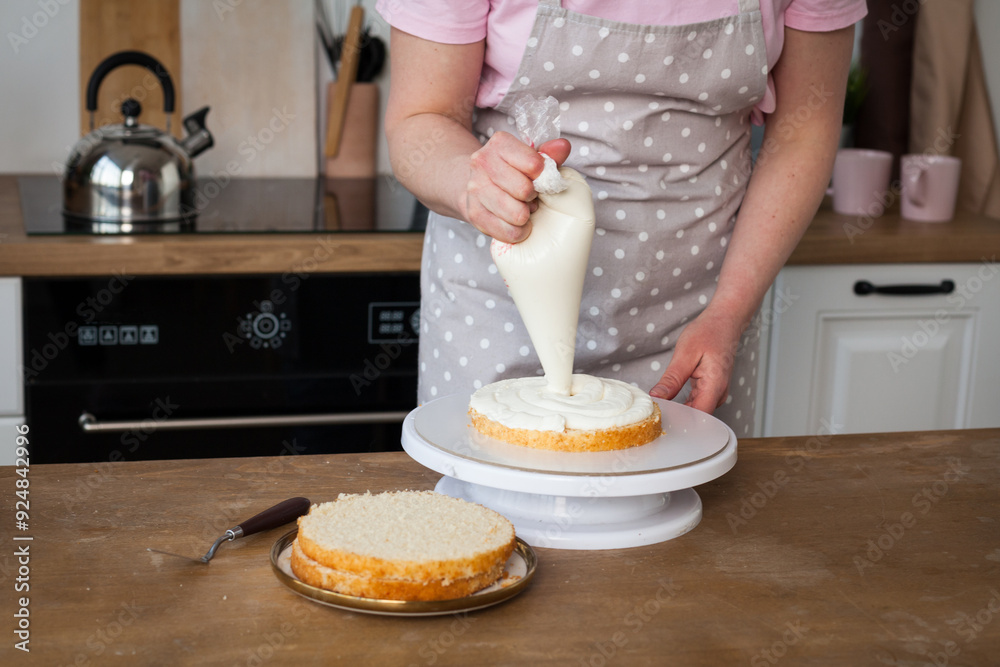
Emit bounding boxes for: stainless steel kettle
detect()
[64,50,214,232]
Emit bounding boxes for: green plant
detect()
[843,62,868,126]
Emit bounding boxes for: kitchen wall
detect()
[0,0,389,177]
[0,0,80,175]
[180,0,318,178]
[0,1,996,177]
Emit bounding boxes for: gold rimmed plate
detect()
[270,529,537,616]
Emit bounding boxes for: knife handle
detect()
[235,497,311,538]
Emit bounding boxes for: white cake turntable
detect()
[402,393,736,550]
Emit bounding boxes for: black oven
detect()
[23,273,420,464]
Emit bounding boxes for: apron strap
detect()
[538,0,561,8]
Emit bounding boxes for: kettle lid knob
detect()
[121,98,142,123]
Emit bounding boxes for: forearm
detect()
[709,120,840,326]
[383,29,558,239]
[386,112,482,221]
[383,29,488,222]
[709,26,854,329]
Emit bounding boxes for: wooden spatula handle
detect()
[324,5,365,157]
[236,497,311,537]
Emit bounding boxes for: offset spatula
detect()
[148,497,311,564]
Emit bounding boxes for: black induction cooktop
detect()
[18,175,426,235]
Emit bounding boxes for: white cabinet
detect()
[0,277,24,465]
[0,277,23,416]
[0,418,26,466]
[762,263,1000,436]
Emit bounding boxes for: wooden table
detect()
[3,428,998,665]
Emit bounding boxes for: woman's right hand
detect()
[465,135,571,243]
[383,29,570,240]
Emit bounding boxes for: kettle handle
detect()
[85,50,175,114]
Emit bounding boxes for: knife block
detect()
[325,82,378,179]
[323,178,376,230]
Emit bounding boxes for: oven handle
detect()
[78,410,411,433]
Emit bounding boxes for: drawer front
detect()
[763,262,1000,436]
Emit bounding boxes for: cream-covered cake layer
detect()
[469,374,655,433]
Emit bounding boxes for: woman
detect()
[378,0,865,437]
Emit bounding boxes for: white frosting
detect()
[491,166,595,395]
[532,153,568,194]
[470,374,655,433]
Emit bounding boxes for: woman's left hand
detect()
[649,306,746,413]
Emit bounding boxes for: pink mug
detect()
[827,148,894,217]
[901,154,962,222]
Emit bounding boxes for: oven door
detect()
[23,273,420,463]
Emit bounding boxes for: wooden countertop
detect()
[5,428,998,664]
[0,174,997,276]
[789,201,1000,266]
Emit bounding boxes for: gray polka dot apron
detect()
[418,0,768,437]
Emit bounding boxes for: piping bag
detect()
[490,95,596,396]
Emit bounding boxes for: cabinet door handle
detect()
[853,280,955,296]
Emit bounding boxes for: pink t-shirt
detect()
[376,0,867,121]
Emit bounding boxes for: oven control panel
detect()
[368,302,420,343]
[23,273,421,380]
[77,323,159,346]
[235,300,292,349]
